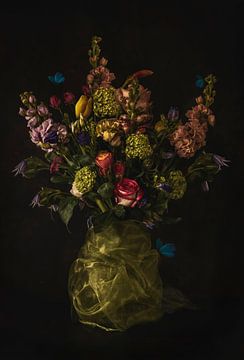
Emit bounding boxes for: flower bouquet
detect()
[14,36,229,332]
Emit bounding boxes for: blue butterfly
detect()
[156,238,176,257]
[48,72,65,84]
[195,75,205,88]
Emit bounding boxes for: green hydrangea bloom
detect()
[93,87,121,118]
[74,166,96,194]
[126,134,153,160]
[168,170,187,200]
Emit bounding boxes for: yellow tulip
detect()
[75,95,88,118]
[83,97,93,118]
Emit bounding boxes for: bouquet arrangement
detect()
[14,36,229,332]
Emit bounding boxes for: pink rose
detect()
[50,95,61,109]
[114,178,144,208]
[63,92,75,104]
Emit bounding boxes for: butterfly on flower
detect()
[48,72,65,84]
[195,75,205,88]
[155,239,176,257]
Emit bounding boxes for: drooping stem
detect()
[95,198,108,213]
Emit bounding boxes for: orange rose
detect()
[95,151,113,176]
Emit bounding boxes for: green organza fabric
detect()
[68,219,164,331]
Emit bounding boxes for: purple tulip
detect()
[12,160,27,177]
[213,154,230,170]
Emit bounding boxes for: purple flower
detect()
[43,130,58,144]
[213,154,231,170]
[77,132,91,145]
[30,193,42,208]
[158,183,172,192]
[49,204,59,212]
[201,180,209,192]
[167,106,179,121]
[12,160,27,177]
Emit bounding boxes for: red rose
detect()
[50,95,61,109]
[114,178,144,208]
[113,161,125,179]
[95,151,113,176]
[63,92,75,104]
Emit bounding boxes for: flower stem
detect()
[95,198,108,213]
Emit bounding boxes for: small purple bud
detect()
[167,106,179,121]
[159,183,172,192]
[201,180,209,192]
[162,152,175,159]
[30,193,41,208]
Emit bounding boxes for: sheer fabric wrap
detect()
[68,219,164,331]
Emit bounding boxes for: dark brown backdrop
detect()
[1,1,244,359]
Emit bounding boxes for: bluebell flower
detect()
[30,193,42,208]
[12,160,27,177]
[213,154,230,170]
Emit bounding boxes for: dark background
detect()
[1,1,244,359]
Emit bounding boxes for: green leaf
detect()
[58,197,78,226]
[97,182,114,199]
[24,156,49,178]
[73,154,93,166]
[113,205,125,218]
[38,187,64,206]
[50,175,72,184]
